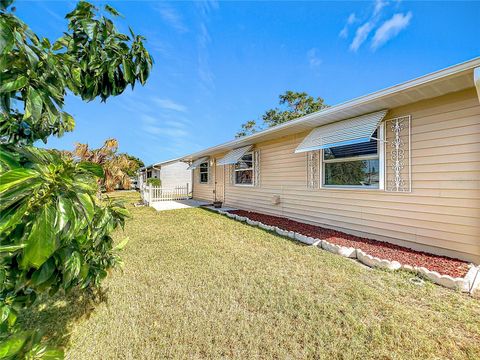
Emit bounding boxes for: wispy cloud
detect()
[142,125,189,138]
[154,3,188,33]
[343,0,411,52]
[152,98,188,113]
[195,1,219,94]
[350,22,375,52]
[371,12,412,49]
[307,48,322,68]
[339,13,357,38]
[140,114,190,139]
[373,0,388,16]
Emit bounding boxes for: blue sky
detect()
[18,0,480,165]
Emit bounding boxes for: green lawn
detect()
[20,192,480,359]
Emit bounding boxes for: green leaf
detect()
[31,257,55,286]
[0,147,21,169]
[63,251,81,285]
[0,17,14,53]
[105,4,122,17]
[0,202,27,233]
[24,87,43,122]
[0,244,26,253]
[76,193,95,223]
[113,237,129,251]
[0,305,10,323]
[56,197,74,234]
[0,75,28,93]
[61,112,75,131]
[21,204,58,269]
[0,332,28,358]
[0,168,39,194]
[36,348,64,360]
[78,161,104,178]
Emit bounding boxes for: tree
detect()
[72,139,139,191]
[235,91,327,138]
[0,1,152,357]
[120,153,144,176]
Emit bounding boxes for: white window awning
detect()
[187,157,209,170]
[217,145,252,166]
[295,110,388,153]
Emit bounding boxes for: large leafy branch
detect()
[0,1,153,144]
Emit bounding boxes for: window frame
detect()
[198,161,209,184]
[234,151,255,187]
[320,124,385,190]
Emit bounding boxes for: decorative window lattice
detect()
[384,115,411,192]
[307,150,320,189]
[253,150,260,187]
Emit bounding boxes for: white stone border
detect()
[356,249,401,270]
[322,240,356,258]
[215,209,480,294]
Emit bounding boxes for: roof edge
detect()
[180,56,480,161]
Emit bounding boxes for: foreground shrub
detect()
[0,0,152,357]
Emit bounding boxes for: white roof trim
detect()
[217,145,252,166]
[295,110,387,153]
[187,156,209,170]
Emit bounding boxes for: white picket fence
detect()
[141,184,190,203]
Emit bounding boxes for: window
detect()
[234,152,254,185]
[322,129,382,189]
[199,161,209,183]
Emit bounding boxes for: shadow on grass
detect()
[17,287,109,349]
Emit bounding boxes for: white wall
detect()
[160,162,192,190]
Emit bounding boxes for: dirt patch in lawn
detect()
[228,210,470,278]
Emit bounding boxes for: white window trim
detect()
[199,161,209,184]
[320,124,385,190]
[234,151,254,187]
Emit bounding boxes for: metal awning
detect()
[217,145,252,166]
[187,157,209,170]
[295,110,388,153]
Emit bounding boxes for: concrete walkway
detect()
[150,199,211,212]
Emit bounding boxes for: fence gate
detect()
[141,184,190,203]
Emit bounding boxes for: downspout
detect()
[474,67,480,103]
[187,161,194,199]
[469,265,480,295]
[223,164,226,205]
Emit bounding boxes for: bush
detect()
[146,178,161,187]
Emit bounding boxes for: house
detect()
[138,158,192,192]
[181,58,480,263]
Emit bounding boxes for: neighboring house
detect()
[138,158,192,191]
[182,58,480,263]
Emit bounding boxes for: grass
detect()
[20,192,480,359]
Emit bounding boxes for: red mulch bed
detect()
[228,209,470,278]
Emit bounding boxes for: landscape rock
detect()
[258,222,275,231]
[294,233,315,245]
[356,249,401,270]
[321,240,356,258]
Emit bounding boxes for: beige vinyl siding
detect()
[193,166,215,201]
[194,88,480,262]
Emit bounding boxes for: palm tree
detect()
[72,138,139,192]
